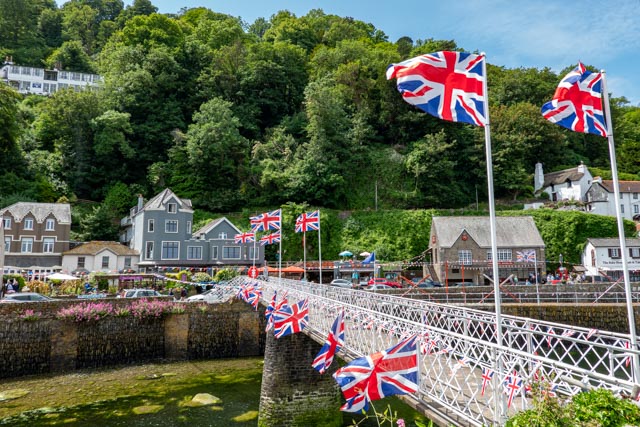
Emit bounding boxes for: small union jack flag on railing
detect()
[481,367,494,396]
[503,371,523,408]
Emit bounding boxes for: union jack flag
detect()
[541,62,606,137]
[295,210,320,233]
[266,292,288,332]
[260,232,281,246]
[234,231,255,244]
[386,51,486,127]
[250,209,281,232]
[273,298,309,339]
[333,335,418,412]
[265,291,277,330]
[516,249,536,263]
[503,372,523,408]
[481,367,494,396]
[312,310,345,374]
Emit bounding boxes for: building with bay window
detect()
[429,216,546,285]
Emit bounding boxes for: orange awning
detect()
[280,266,305,273]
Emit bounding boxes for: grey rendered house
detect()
[1,202,71,272]
[120,188,263,271]
[429,216,546,285]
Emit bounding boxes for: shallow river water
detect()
[0,358,428,426]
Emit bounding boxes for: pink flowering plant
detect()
[19,309,42,321]
[129,299,180,319]
[56,302,114,322]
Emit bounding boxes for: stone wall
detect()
[0,299,264,379]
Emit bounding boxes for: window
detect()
[3,217,10,229]
[145,242,154,259]
[4,237,10,252]
[487,249,512,262]
[249,246,258,260]
[608,248,621,259]
[634,193,639,200]
[148,219,154,232]
[187,221,192,235]
[218,232,227,239]
[630,248,640,258]
[211,246,218,260]
[24,218,34,230]
[43,237,55,253]
[45,218,55,231]
[223,246,241,259]
[187,246,202,259]
[167,203,177,213]
[621,204,625,214]
[78,257,85,268]
[162,242,179,259]
[102,256,109,268]
[165,220,178,233]
[124,257,131,268]
[635,205,639,214]
[21,237,33,253]
[458,250,472,265]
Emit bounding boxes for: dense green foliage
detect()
[506,388,640,427]
[1,0,638,259]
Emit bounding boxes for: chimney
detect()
[534,163,544,193]
[578,161,586,174]
[137,194,144,211]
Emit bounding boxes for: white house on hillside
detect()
[585,179,640,220]
[534,162,593,202]
[62,241,139,275]
[582,238,640,281]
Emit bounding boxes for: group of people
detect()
[0,279,20,298]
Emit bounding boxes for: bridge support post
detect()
[258,332,343,427]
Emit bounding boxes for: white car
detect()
[186,289,229,303]
[365,284,393,291]
[1,292,55,303]
[330,279,353,289]
[119,289,162,298]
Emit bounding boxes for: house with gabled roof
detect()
[120,189,263,271]
[582,238,640,282]
[585,178,640,220]
[0,202,71,269]
[534,162,593,202]
[62,241,139,274]
[429,216,546,285]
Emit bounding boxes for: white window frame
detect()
[21,237,34,253]
[458,250,472,265]
[43,237,55,253]
[24,218,34,230]
[124,257,132,268]
[45,218,55,231]
[187,246,202,260]
[249,246,258,260]
[101,256,109,268]
[165,220,178,233]
[222,246,241,260]
[162,241,180,260]
[167,203,177,213]
[187,221,192,235]
[148,219,154,232]
[218,232,227,239]
[630,248,640,258]
[77,256,85,269]
[145,241,154,260]
[212,246,218,260]
[3,217,10,229]
[4,237,10,252]
[487,249,513,262]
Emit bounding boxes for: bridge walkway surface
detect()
[220,276,639,426]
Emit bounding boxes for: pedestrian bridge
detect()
[220,276,639,426]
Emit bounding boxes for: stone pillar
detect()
[258,332,342,427]
[50,319,77,372]
[164,313,189,360]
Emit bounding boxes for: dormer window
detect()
[219,232,227,239]
[45,218,55,231]
[24,218,34,230]
[167,203,177,213]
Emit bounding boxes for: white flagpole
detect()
[252,236,256,269]
[303,230,307,281]
[318,211,323,285]
[481,53,506,421]
[601,70,640,386]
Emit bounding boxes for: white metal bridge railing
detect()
[220,276,639,427]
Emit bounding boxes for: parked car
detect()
[1,293,55,303]
[365,284,393,291]
[412,278,443,288]
[330,278,353,289]
[367,277,402,288]
[118,289,162,298]
[186,289,229,303]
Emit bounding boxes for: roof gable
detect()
[0,202,71,223]
[431,216,545,248]
[543,167,584,187]
[598,180,640,194]
[193,217,242,239]
[138,188,193,214]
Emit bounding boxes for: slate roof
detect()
[587,238,640,248]
[543,166,584,187]
[597,180,640,193]
[193,217,241,239]
[139,188,193,214]
[63,241,139,256]
[431,216,545,248]
[0,202,71,223]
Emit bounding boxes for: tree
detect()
[46,40,95,72]
[61,2,98,53]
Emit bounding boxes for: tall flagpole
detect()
[481,53,506,421]
[318,211,323,285]
[252,236,256,269]
[303,231,307,281]
[601,70,640,386]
